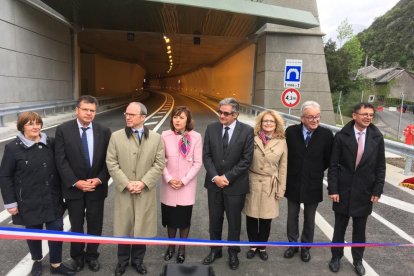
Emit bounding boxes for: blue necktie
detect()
[305,131,311,147]
[81,127,91,169]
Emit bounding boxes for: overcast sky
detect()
[316,0,400,39]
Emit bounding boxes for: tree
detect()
[341,37,364,73]
[337,19,353,48]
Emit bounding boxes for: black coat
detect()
[0,136,64,226]
[285,124,333,203]
[203,121,254,195]
[328,121,386,217]
[54,120,111,200]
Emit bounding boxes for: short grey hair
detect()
[300,101,320,116]
[219,98,240,113]
[129,102,148,115]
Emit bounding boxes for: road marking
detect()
[144,121,158,126]
[379,195,414,214]
[314,210,379,276]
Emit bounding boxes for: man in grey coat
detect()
[106,102,165,276]
[328,103,385,276]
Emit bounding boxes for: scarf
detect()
[175,130,191,158]
[258,130,272,146]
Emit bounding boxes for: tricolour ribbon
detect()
[0,227,412,248]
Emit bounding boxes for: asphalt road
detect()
[0,93,413,276]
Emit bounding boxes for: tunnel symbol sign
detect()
[284,59,302,88]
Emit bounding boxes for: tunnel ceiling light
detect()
[167,50,171,54]
[167,45,171,50]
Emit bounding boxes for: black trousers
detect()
[26,218,64,263]
[286,200,318,248]
[117,244,146,266]
[66,197,105,260]
[246,216,271,250]
[207,189,245,254]
[331,212,368,261]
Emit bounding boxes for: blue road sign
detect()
[284,59,303,88]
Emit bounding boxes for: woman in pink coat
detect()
[160,106,203,263]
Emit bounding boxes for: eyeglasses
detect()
[356,113,374,118]
[303,115,321,121]
[217,110,235,117]
[123,112,145,117]
[78,107,96,113]
[262,120,276,124]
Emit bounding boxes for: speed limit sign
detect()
[281,88,301,108]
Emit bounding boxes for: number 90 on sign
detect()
[281,88,301,108]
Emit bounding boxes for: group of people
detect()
[0,95,385,276]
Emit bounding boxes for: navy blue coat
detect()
[328,121,386,217]
[285,124,333,204]
[0,136,64,226]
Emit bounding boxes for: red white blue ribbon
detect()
[0,227,412,248]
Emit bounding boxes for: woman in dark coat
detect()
[0,112,74,276]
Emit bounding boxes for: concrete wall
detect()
[388,72,414,102]
[253,0,335,124]
[0,0,72,105]
[161,44,256,105]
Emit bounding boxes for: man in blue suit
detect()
[202,98,254,270]
[55,95,111,272]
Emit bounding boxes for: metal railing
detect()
[201,93,414,175]
[0,92,149,127]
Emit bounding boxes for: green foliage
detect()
[337,19,353,48]
[357,0,414,70]
[342,37,364,73]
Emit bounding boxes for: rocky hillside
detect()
[357,0,414,70]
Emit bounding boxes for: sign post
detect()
[281,88,301,114]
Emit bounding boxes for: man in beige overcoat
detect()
[106,102,165,276]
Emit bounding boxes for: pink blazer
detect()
[160,130,203,206]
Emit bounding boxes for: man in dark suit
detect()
[328,103,385,276]
[284,101,333,262]
[55,95,111,272]
[202,98,254,270]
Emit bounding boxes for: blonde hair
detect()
[254,110,285,139]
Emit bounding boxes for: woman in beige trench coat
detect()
[243,110,287,261]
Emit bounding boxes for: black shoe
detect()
[31,261,42,276]
[86,259,100,272]
[202,250,223,265]
[71,256,84,272]
[133,263,147,275]
[114,263,127,276]
[246,248,256,259]
[353,260,366,276]
[228,253,239,270]
[164,247,175,261]
[176,251,185,264]
[329,257,341,273]
[258,250,268,261]
[283,247,299,258]
[300,248,311,262]
[50,263,76,275]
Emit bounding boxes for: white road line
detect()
[314,210,379,276]
[144,121,158,126]
[6,179,113,275]
[378,195,414,214]
[322,179,414,242]
[151,116,163,119]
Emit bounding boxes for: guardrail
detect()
[0,92,148,128]
[200,93,414,175]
